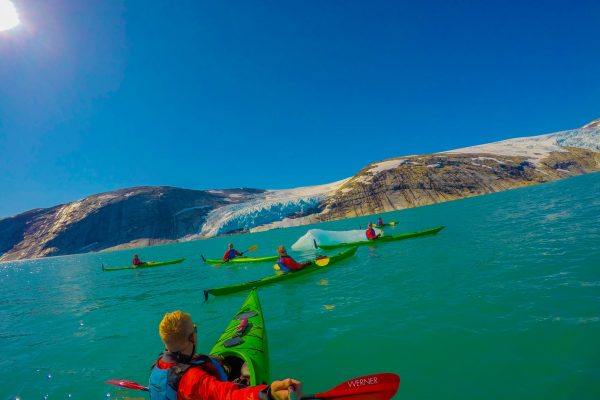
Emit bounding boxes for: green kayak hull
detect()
[204,247,358,298]
[102,258,186,272]
[209,289,269,386]
[204,255,279,265]
[316,226,445,250]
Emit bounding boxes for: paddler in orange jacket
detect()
[132,254,144,268]
[149,310,302,400]
[366,223,381,240]
[275,246,311,272]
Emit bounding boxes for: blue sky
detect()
[1,0,599,218]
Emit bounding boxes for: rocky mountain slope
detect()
[0,187,263,261]
[1,119,598,261]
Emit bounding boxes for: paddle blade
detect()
[314,257,330,267]
[105,379,149,392]
[314,373,400,400]
[313,239,319,249]
[245,244,258,253]
[273,264,281,271]
[389,222,396,226]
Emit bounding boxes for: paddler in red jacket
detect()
[149,310,302,400]
[132,254,144,268]
[275,246,311,272]
[223,243,243,262]
[366,223,381,240]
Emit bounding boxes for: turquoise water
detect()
[1,173,599,399]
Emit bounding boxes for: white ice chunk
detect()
[291,228,383,251]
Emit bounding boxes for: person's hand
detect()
[269,378,302,400]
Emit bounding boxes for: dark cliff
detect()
[0,186,263,261]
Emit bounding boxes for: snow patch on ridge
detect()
[445,124,600,165]
[369,159,407,174]
[198,179,349,237]
[446,133,563,165]
[350,159,408,185]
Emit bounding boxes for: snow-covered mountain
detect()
[445,119,600,163]
[1,119,598,261]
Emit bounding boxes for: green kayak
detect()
[203,255,279,265]
[101,258,185,272]
[204,247,358,299]
[209,289,269,386]
[316,226,445,250]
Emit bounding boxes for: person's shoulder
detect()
[179,364,213,387]
[183,365,210,378]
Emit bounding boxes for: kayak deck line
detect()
[101,258,186,272]
[209,289,269,385]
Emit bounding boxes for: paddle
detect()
[314,257,330,267]
[301,373,400,399]
[212,245,258,267]
[106,373,400,399]
[105,379,148,391]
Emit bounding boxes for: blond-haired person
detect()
[149,310,301,400]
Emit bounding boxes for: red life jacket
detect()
[366,228,378,240]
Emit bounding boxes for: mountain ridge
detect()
[1,119,598,261]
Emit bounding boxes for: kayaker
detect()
[377,217,384,227]
[223,243,243,262]
[366,223,381,240]
[149,310,302,400]
[275,246,311,272]
[132,254,144,268]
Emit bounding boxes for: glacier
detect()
[198,179,349,237]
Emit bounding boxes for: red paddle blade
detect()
[106,379,149,391]
[315,373,400,399]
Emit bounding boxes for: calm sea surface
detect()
[1,173,599,399]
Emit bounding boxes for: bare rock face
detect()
[0,186,263,261]
[317,148,600,221]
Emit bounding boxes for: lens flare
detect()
[0,0,20,32]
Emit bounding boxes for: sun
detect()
[0,0,20,32]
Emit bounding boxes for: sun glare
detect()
[0,0,20,32]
